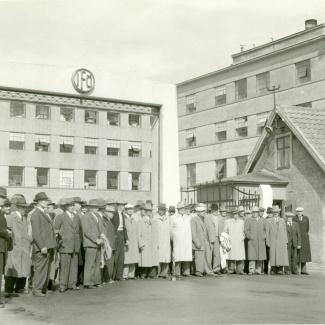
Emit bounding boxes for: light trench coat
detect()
[157,214,171,263]
[124,214,139,264]
[170,213,192,262]
[5,211,31,278]
[224,217,245,260]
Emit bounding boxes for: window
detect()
[256,112,270,135]
[84,138,98,155]
[296,59,311,84]
[60,107,74,122]
[84,170,97,188]
[35,168,49,187]
[107,171,119,189]
[36,105,50,119]
[256,72,270,96]
[216,159,227,178]
[59,169,74,188]
[9,166,24,186]
[60,136,74,153]
[277,135,291,168]
[10,102,25,118]
[129,114,141,128]
[215,85,226,106]
[107,140,120,156]
[150,115,158,127]
[186,94,196,113]
[235,78,247,101]
[236,156,248,175]
[128,172,140,190]
[9,132,25,150]
[215,122,227,142]
[186,128,196,148]
[129,142,142,157]
[35,134,50,151]
[235,117,248,138]
[85,110,97,124]
[296,102,312,108]
[186,163,196,186]
[107,112,119,126]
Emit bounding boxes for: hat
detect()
[2,199,11,206]
[33,192,49,202]
[144,203,152,211]
[158,203,167,210]
[73,197,83,204]
[245,209,252,214]
[97,198,107,209]
[272,205,281,212]
[135,200,144,207]
[296,207,304,212]
[266,207,273,214]
[139,204,146,210]
[168,206,175,213]
[81,200,88,206]
[116,200,127,205]
[230,207,238,214]
[0,187,7,198]
[177,202,186,209]
[211,203,219,211]
[105,206,115,213]
[106,199,117,205]
[219,206,227,212]
[61,198,75,206]
[14,197,29,207]
[47,199,55,206]
[146,200,153,206]
[125,203,134,209]
[238,206,245,212]
[285,212,295,217]
[259,207,265,212]
[88,199,100,207]
[195,203,207,212]
[251,206,259,213]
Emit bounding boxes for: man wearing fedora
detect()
[266,206,288,275]
[54,198,82,292]
[293,207,312,275]
[30,192,56,297]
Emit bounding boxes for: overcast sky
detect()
[1,0,325,84]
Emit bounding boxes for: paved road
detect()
[1,268,325,325]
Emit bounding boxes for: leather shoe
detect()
[59,289,67,293]
[301,272,310,275]
[84,285,97,289]
[33,293,45,297]
[195,272,203,277]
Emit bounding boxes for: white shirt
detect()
[67,211,74,221]
[16,210,22,219]
[117,211,123,231]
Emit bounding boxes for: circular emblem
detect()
[71,69,95,94]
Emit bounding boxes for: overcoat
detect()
[157,215,171,263]
[5,211,31,277]
[266,217,288,266]
[244,217,267,261]
[101,216,116,250]
[205,213,224,240]
[0,211,9,254]
[81,211,103,248]
[170,213,192,262]
[191,215,208,250]
[224,218,245,260]
[137,217,159,267]
[286,221,301,247]
[54,212,82,253]
[124,214,139,264]
[293,215,311,262]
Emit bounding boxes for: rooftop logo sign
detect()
[71,68,95,94]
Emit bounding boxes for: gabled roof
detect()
[244,105,325,174]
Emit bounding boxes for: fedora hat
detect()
[116,200,127,205]
[146,200,153,206]
[135,200,144,207]
[2,198,11,206]
[245,209,252,214]
[144,203,153,211]
[230,207,238,214]
[211,203,219,211]
[195,203,207,212]
[251,206,259,213]
[295,207,304,212]
[285,212,295,217]
[238,206,245,212]
[0,187,7,198]
[219,206,227,212]
[73,197,83,204]
[14,197,29,207]
[266,207,273,214]
[168,205,175,213]
[88,199,100,207]
[259,207,266,212]
[97,198,107,208]
[272,205,281,212]
[61,198,74,206]
[33,192,49,202]
[105,205,115,213]
[158,203,167,210]
[106,199,117,205]
[125,203,134,209]
[177,202,186,209]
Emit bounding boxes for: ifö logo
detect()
[71,69,95,94]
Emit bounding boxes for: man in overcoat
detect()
[30,192,57,297]
[293,207,312,275]
[54,198,82,292]
[266,206,288,275]
[244,206,267,275]
[285,212,301,275]
[263,207,273,274]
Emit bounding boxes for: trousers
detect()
[33,249,54,295]
[249,260,263,274]
[113,231,125,280]
[123,264,135,279]
[5,276,26,293]
[102,251,115,282]
[175,261,190,276]
[285,242,298,274]
[228,260,244,274]
[140,267,157,278]
[0,253,5,301]
[59,252,78,289]
[159,263,169,277]
[84,247,101,286]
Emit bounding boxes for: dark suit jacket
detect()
[0,210,9,253]
[54,212,82,253]
[81,211,103,248]
[286,221,301,248]
[102,216,117,250]
[112,211,128,243]
[30,207,56,252]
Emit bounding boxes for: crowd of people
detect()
[0,187,312,308]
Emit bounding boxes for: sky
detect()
[1,0,325,84]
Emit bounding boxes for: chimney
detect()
[305,19,317,30]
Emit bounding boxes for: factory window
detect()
[186,128,196,148]
[236,156,248,175]
[9,132,25,150]
[216,159,227,179]
[277,135,291,169]
[85,110,97,124]
[296,59,311,84]
[85,138,98,155]
[84,170,97,189]
[129,114,141,128]
[35,168,49,187]
[215,85,227,106]
[128,172,141,190]
[235,78,247,101]
[107,171,119,190]
[256,112,270,135]
[186,163,196,186]
[296,102,312,108]
[36,105,50,119]
[107,112,119,126]
[60,107,74,122]
[59,169,74,188]
[256,72,270,96]
[150,115,158,127]
[9,166,24,186]
[10,102,26,118]
[215,122,227,142]
[186,94,196,113]
[35,134,50,151]
[107,140,120,156]
[60,136,74,153]
[235,117,248,138]
[129,142,141,157]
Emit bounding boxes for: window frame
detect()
[107,140,120,156]
[9,132,25,150]
[60,107,74,122]
[128,114,141,128]
[128,172,141,191]
[235,117,248,138]
[215,159,227,179]
[85,110,97,124]
[215,85,227,106]
[235,78,247,101]
[215,122,227,142]
[186,94,196,114]
[35,105,50,120]
[59,169,74,188]
[236,156,249,175]
[186,163,196,187]
[35,167,49,187]
[60,136,74,153]
[276,133,291,169]
[35,134,50,152]
[128,142,142,157]
[8,166,24,186]
[107,171,119,190]
[256,112,270,135]
[84,138,98,155]
[295,59,311,85]
[84,170,98,189]
[10,102,26,118]
[107,111,119,126]
[186,128,196,148]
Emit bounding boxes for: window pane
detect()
[85,110,97,124]
[36,105,50,119]
[296,59,311,84]
[186,94,196,113]
[35,168,49,187]
[107,112,119,126]
[60,107,74,122]
[84,170,97,188]
[59,169,74,188]
[129,114,141,128]
[235,79,247,100]
[107,171,119,189]
[10,102,25,118]
[9,166,24,186]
